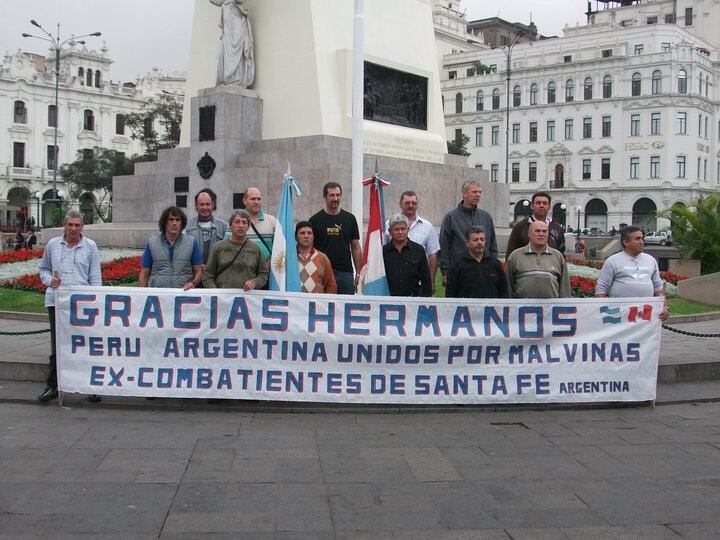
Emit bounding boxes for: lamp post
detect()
[503,30,525,184]
[22,21,101,219]
[33,191,41,229]
[576,205,583,240]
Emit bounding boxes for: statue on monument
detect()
[210,0,255,88]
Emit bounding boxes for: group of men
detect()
[36,181,669,403]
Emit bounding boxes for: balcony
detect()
[7,166,33,177]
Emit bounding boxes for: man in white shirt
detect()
[384,191,440,293]
[596,226,669,321]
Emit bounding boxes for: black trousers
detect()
[46,306,57,388]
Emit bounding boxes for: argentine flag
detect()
[269,170,303,292]
[358,174,390,296]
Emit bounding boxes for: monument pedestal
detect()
[112,87,506,242]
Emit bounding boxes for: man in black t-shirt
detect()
[309,182,362,294]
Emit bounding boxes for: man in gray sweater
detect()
[439,180,497,287]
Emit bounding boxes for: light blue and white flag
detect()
[269,167,303,292]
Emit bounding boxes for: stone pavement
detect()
[1,401,720,537]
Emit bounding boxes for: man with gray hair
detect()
[439,180,497,287]
[203,210,268,289]
[37,211,102,403]
[383,213,432,297]
[384,190,440,292]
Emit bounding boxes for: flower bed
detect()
[0,248,44,265]
[1,256,141,293]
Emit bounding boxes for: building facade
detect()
[0,44,184,228]
[441,0,719,232]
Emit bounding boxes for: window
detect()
[601,116,611,137]
[529,83,538,105]
[475,127,483,146]
[13,142,25,167]
[547,81,556,103]
[603,75,612,98]
[564,119,573,139]
[651,112,661,135]
[704,159,708,181]
[631,114,640,136]
[652,70,662,94]
[601,158,611,180]
[678,69,687,93]
[83,109,95,131]
[490,164,499,182]
[529,121,537,142]
[583,117,592,138]
[455,93,463,114]
[95,70,101,88]
[47,145,58,170]
[492,88,500,110]
[631,72,641,96]
[647,16,658,24]
[47,104,57,127]
[546,120,555,141]
[448,70,457,79]
[676,112,687,134]
[630,157,639,179]
[511,162,520,182]
[13,100,27,124]
[565,79,574,102]
[650,155,660,178]
[699,74,704,95]
[677,155,686,178]
[582,159,591,180]
[584,77,593,100]
[602,49,613,58]
[491,125,499,145]
[529,162,537,182]
[661,42,671,52]
[86,69,92,87]
[698,157,702,180]
[143,117,153,139]
[664,14,675,23]
[466,68,475,77]
[512,123,520,144]
[476,90,483,111]
[454,128,462,143]
[115,114,125,135]
[564,55,572,63]
[698,114,702,136]
[685,7,693,25]
[513,85,521,107]
[634,44,644,55]
[704,116,708,138]
[78,67,84,84]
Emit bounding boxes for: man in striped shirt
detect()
[506,220,571,299]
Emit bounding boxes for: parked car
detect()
[644,231,672,246]
[587,227,605,237]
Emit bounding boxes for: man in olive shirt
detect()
[507,221,571,299]
[203,210,268,289]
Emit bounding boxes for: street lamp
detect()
[22,20,101,214]
[33,191,41,229]
[502,30,525,184]
[576,205,583,240]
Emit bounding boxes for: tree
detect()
[447,132,470,157]
[472,62,495,75]
[59,148,136,223]
[661,194,720,274]
[124,92,183,160]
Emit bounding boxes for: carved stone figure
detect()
[210,0,255,88]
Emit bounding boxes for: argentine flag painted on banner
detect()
[269,169,303,292]
[359,174,390,296]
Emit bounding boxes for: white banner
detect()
[56,287,662,404]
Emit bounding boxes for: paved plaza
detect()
[1,399,720,538]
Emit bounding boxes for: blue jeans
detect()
[334,270,355,295]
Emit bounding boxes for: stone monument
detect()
[107,0,507,248]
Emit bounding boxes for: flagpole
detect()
[351,0,364,245]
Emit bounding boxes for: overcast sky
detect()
[1,0,587,82]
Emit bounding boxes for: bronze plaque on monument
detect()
[364,61,427,131]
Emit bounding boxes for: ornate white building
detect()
[441,0,720,231]
[0,43,185,228]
